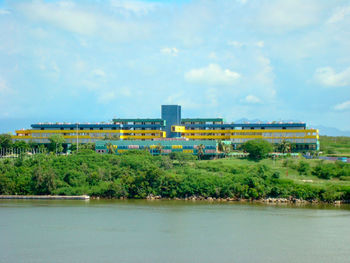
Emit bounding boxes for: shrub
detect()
[312,163,336,179]
[241,139,273,161]
[297,161,310,176]
[272,171,280,179]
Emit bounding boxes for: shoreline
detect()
[92,195,350,205]
[0,195,90,200]
[1,195,349,205]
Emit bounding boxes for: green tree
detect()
[48,134,65,154]
[28,140,40,149]
[169,152,196,165]
[13,140,29,150]
[103,134,120,141]
[0,133,13,149]
[38,144,48,153]
[32,166,56,194]
[242,139,273,161]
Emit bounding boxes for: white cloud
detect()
[120,87,132,97]
[208,52,217,59]
[0,77,15,109]
[92,69,106,77]
[334,100,350,111]
[256,56,275,87]
[15,1,151,41]
[205,88,219,107]
[165,92,202,110]
[16,1,97,35]
[314,67,350,87]
[327,6,350,24]
[74,60,87,73]
[228,41,244,48]
[244,95,261,104]
[110,0,158,15]
[97,87,131,104]
[160,47,179,56]
[0,78,10,93]
[257,0,323,32]
[97,91,116,104]
[0,9,11,15]
[184,64,240,86]
[228,40,264,48]
[255,41,264,48]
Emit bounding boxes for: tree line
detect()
[0,149,349,202]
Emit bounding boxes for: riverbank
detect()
[94,194,350,205]
[0,195,90,200]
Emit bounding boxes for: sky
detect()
[0,0,349,134]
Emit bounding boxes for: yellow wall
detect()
[12,129,166,141]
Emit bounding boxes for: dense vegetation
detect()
[319,136,350,156]
[1,150,349,202]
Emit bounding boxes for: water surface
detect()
[1,200,350,263]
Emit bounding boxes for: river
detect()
[1,200,350,263]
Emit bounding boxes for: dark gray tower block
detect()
[161,105,181,138]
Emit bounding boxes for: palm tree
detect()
[197,144,205,160]
[144,145,150,153]
[106,142,116,154]
[278,139,291,153]
[103,134,120,141]
[155,143,163,155]
[218,140,224,152]
[223,144,232,156]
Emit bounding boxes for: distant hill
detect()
[234,118,350,137]
[313,125,350,137]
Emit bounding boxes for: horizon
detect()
[0,0,349,135]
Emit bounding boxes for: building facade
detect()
[95,139,216,155]
[12,105,319,150]
[172,119,318,151]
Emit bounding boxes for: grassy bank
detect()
[319,136,350,156]
[0,150,350,202]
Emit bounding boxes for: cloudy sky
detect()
[0,0,349,133]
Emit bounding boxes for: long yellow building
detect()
[12,105,319,151]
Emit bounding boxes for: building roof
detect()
[112,118,165,124]
[182,123,306,128]
[181,118,224,122]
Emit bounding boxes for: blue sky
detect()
[0,0,349,133]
